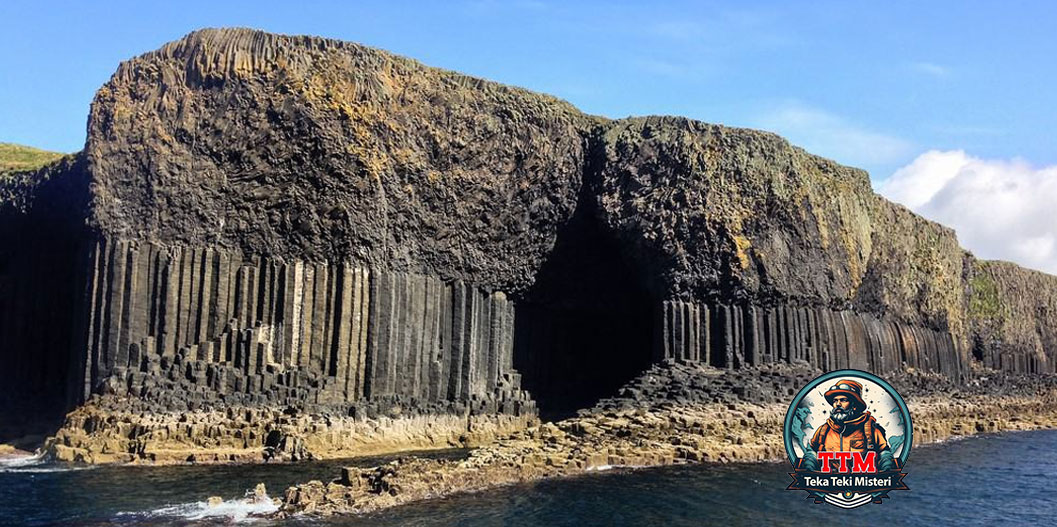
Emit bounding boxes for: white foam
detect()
[120,489,280,523]
[2,465,96,473]
[586,464,616,472]
[586,463,652,472]
[922,434,973,446]
[0,452,44,468]
[0,453,98,473]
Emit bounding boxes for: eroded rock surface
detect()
[45,398,534,465]
[278,362,1057,517]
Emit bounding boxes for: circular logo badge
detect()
[783,369,912,508]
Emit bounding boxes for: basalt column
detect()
[69,240,532,414]
[653,301,969,378]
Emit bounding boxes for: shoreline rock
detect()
[276,362,1057,517]
[278,391,1057,517]
[42,403,536,465]
[33,360,1057,469]
[0,444,35,460]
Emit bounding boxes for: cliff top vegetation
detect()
[0,143,65,177]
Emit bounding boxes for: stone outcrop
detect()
[278,362,1057,517]
[45,400,534,465]
[650,301,963,377]
[74,240,529,412]
[1,28,1056,456]
[969,260,1057,373]
[85,28,588,289]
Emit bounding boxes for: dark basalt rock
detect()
[86,27,590,291]
[1,28,1056,436]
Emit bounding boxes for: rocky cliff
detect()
[1,28,1054,454]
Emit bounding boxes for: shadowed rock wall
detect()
[969,260,1057,374]
[0,156,90,439]
[592,118,970,337]
[74,239,531,414]
[653,301,964,378]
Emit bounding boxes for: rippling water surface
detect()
[3,430,1055,526]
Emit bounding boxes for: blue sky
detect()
[3,1,1057,271]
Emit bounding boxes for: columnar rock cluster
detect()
[77,239,529,414]
[654,301,964,378]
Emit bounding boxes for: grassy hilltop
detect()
[0,143,65,177]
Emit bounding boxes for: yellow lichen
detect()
[733,234,752,270]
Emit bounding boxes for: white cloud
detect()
[910,61,950,78]
[879,150,1057,274]
[754,103,914,168]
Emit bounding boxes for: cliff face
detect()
[86,27,589,291]
[969,260,1057,372]
[592,117,968,332]
[2,28,1055,441]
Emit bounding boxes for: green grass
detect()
[968,271,1005,324]
[0,142,66,177]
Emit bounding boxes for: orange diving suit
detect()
[807,379,898,471]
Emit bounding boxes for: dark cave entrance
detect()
[0,233,82,448]
[512,202,655,421]
[971,335,986,363]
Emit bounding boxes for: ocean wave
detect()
[922,434,975,447]
[0,453,97,473]
[586,464,616,472]
[2,465,97,473]
[585,463,652,472]
[0,452,45,468]
[118,489,280,523]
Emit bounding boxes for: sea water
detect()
[2,430,1055,526]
